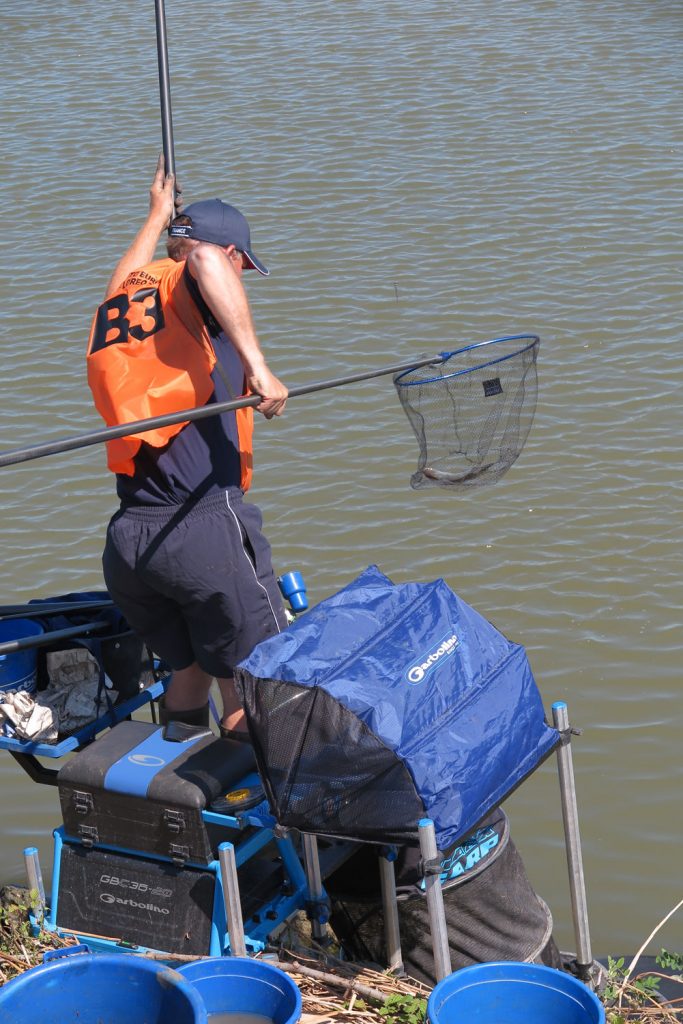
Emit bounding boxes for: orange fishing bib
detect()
[86,258,253,489]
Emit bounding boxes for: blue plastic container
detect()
[0,618,44,695]
[427,962,605,1024]
[0,947,208,1024]
[178,956,302,1024]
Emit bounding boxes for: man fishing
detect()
[86,157,288,739]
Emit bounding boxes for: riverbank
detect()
[0,886,680,1023]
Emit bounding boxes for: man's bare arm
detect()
[187,243,288,419]
[104,156,176,299]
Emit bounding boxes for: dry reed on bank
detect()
[0,887,680,1024]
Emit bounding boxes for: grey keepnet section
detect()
[329,832,559,986]
[236,673,425,843]
[394,337,539,490]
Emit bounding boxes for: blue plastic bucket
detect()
[427,962,605,1024]
[0,947,208,1024]
[0,618,44,695]
[178,957,302,1024]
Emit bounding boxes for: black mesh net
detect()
[240,676,425,843]
[394,335,539,490]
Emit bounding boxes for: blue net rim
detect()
[394,334,540,387]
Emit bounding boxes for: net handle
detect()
[0,355,445,470]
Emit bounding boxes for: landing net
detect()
[394,334,539,490]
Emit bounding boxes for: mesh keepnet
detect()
[394,335,539,490]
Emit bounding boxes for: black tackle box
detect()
[56,842,217,955]
[57,720,257,865]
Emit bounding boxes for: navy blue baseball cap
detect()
[169,198,269,276]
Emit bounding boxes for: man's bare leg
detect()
[217,676,246,734]
[164,662,214,711]
[164,663,246,734]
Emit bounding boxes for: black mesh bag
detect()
[394,334,539,490]
[241,677,424,844]
[327,807,561,985]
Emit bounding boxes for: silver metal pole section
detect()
[218,841,247,957]
[418,818,451,981]
[23,846,46,918]
[552,701,593,975]
[302,833,328,943]
[379,850,404,974]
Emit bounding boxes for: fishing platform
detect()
[0,568,599,985]
[0,580,352,959]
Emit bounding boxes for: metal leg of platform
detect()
[302,833,329,944]
[379,847,404,975]
[552,700,593,980]
[23,846,46,921]
[418,818,451,981]
[218,841,247,957]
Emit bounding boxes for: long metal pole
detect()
[552,700,593,979]
[0,620,109,656]
[0,356,442,470]
[0,600,114,620]
[379,849,404,974]
[418,818,451,982]
[218,841,247,957]
[302,833,328,944]
[154,0,176,181]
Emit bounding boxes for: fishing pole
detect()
[155,0,176,189]
[0,356,444,470]
[0,11,445,473]
[0,620,110,656]
[0,600,114,620]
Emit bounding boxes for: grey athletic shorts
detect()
[102,489,288,678]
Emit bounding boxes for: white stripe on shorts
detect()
[224,490,282,635]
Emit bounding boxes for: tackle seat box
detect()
[57,719,257,865]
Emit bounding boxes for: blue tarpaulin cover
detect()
[236,566,559,849]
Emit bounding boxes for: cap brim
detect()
[243,250,269,276]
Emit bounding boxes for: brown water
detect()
[0,0,681,957]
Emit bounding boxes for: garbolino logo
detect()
[128,753,165,767]
[406,631,459,684]
[100,892,169,914]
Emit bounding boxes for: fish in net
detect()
[394,334,540,490]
